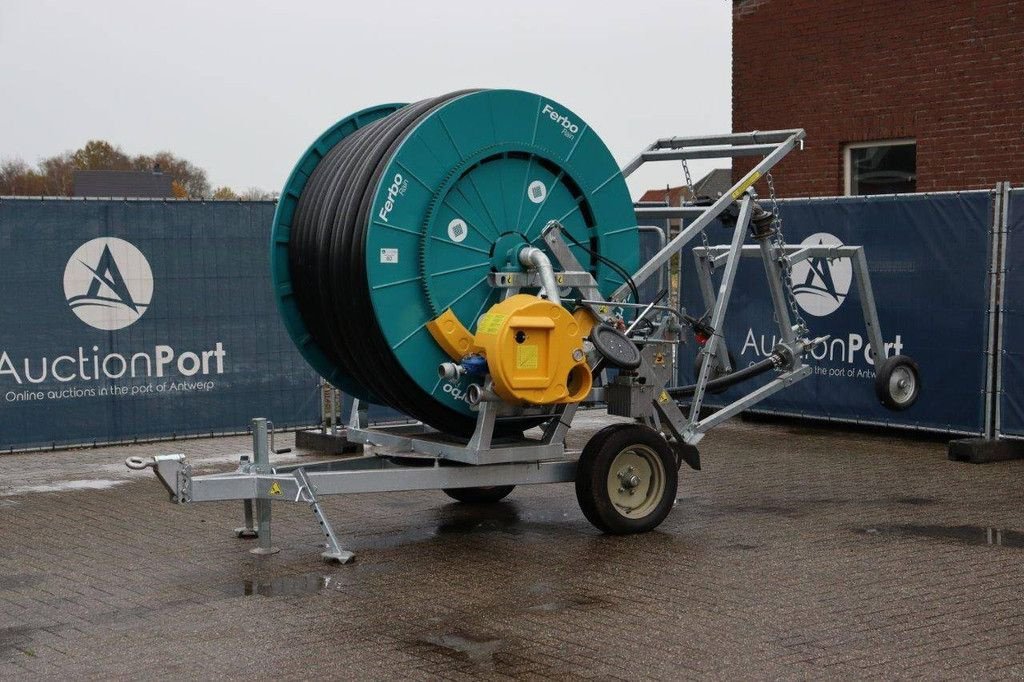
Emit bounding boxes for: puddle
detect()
[351,502,570,551]
[223,573,334,597]
[0,479,129,496]
[894,497,936,506]
[420,632,503,667]
[436,503,524,536]
[861,524,1024,548]
[0,626,38,661]
[0,574,44,591]
[526,594,607,613]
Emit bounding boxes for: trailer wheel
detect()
[575,424,678,534]
[442,486,515,503]
[874,355,921,411]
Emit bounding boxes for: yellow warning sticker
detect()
[599,305,608,314]
[269,482,282,496]
[731,170,762,200]
[556,274,565,284]
[516,344,539,370]
[477,313,506,335]
[659,390,670,403]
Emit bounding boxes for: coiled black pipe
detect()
[289,91,485,435]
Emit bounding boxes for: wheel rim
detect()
[606,445,666,519]
[889,365,917,405]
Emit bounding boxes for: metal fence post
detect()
[993,182,1011,439]
[983,184,1003,439]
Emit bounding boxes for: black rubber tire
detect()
[575,424,678,534]
[693,348,738,395]
[874,354,921,411]
[442,486,515,504]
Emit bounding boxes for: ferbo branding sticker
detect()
[540,103,579,140]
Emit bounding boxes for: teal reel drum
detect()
[271,90,639,434]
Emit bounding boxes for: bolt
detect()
[572,348,585,362]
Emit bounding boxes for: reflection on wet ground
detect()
[860,524,1024,548]
[224,573,334,597]
[347,501,576,551]
[689,495,939,520]
[419,632,504,667]
[525,594,607,613]
[0,626,38,661]
[0,573,45,591]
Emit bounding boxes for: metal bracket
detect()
[294,468,354,564]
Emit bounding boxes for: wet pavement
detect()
[1,409,1023,679]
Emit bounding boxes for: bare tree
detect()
[239,187,278,201]
[0,158,46,195]
[0,141,214,198]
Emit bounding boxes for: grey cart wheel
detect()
[874,355,921,411]
[575,424,678,534]
[442,486,515,503]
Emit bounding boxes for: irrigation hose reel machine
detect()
[127,89,920,563]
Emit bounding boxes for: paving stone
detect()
[0,411,1021,679]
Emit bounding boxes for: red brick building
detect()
[732,0,1024,197]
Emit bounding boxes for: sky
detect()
[0,0,732,199]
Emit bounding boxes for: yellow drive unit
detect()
[473,294,591,405]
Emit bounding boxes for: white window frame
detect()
[843,138,916,196]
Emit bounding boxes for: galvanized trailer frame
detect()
[128,129,902,563]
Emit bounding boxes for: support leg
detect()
[294,468,354,564]
[248,418,280,556]
[233,498,258,538]
[250,498,279,556]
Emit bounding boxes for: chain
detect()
[681,159,712,265]
[682,160,709,251]
[765,171,808,337]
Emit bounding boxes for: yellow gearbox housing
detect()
[473,294,592,405]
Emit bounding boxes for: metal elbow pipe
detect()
[438,362,464,381]
[518,247,561,305]
[467,383,501,405]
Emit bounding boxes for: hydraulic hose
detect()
[289,91,484,435]
[667,355,778,398]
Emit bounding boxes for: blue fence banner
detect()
[678,191,993,434]
[998,189,1024,437]
[0,198,321,451]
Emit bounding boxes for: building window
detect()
[845,140,916,195]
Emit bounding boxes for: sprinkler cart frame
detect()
[127,128,919,563]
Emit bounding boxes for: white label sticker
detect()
[527,180,546,204]
[447,218,468,243]
[380,248,399,264]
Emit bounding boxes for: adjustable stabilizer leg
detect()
[294,468,354,564]
[233,498,258,538]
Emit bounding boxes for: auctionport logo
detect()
[63,237,153,330]
[741,231,905,370]
[790,232,852,317]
